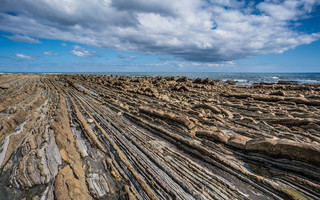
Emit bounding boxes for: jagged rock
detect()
[269,91,285,96]
[87,173,110,198]
[144,87,158,94]
[0,84,9,89]
[139,106,195,130]
[175,85,191,92]
[203,78,210,84]
[193,104,221,114]
[278,80,298,85]
[196,130,230,143]
[246,138,320,166]
[177,76,188,82]
[55,165,92,200]
[228,135,251,149]
[193,78,203,84]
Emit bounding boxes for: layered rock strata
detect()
[0,74,320,200]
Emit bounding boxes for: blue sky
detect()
[0,0,320,72]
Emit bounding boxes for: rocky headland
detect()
[0,74,320,200]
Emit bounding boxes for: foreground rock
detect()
[0,74,320,200]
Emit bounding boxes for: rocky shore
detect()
[0,74,320,199]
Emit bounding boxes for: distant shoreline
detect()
[1,72,320,86]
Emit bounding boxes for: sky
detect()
[0,0,320,72]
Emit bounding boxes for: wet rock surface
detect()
[1,74,320,199]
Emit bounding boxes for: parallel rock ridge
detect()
[0,74,320,200]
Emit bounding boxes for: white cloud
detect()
[257,0,318,21]
[70,46,95,57]
[16,53,33,60]
[74,45,82,50]
[61,43,67,46]
[5,35,40,43]
[118,52,136,59]
[0,0,319,62]
[44,51,58,56]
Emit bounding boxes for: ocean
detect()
[3,72,320,85]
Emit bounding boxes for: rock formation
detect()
[0,74,320,199]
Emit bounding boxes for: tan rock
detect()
[227,135,251,149]
[196,130,230,144]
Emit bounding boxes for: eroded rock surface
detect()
[1,74,320,199]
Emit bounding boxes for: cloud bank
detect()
[1,0,320,62]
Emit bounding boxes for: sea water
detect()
[4,72,320,85]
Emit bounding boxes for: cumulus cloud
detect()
[70,46,95,57]
[1,0,320,62]
[61,43,67,47]
[16,53,33,60]
[44,51,58,56]
[5,34,40,43]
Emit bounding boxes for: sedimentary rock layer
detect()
[0,74,320,200]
